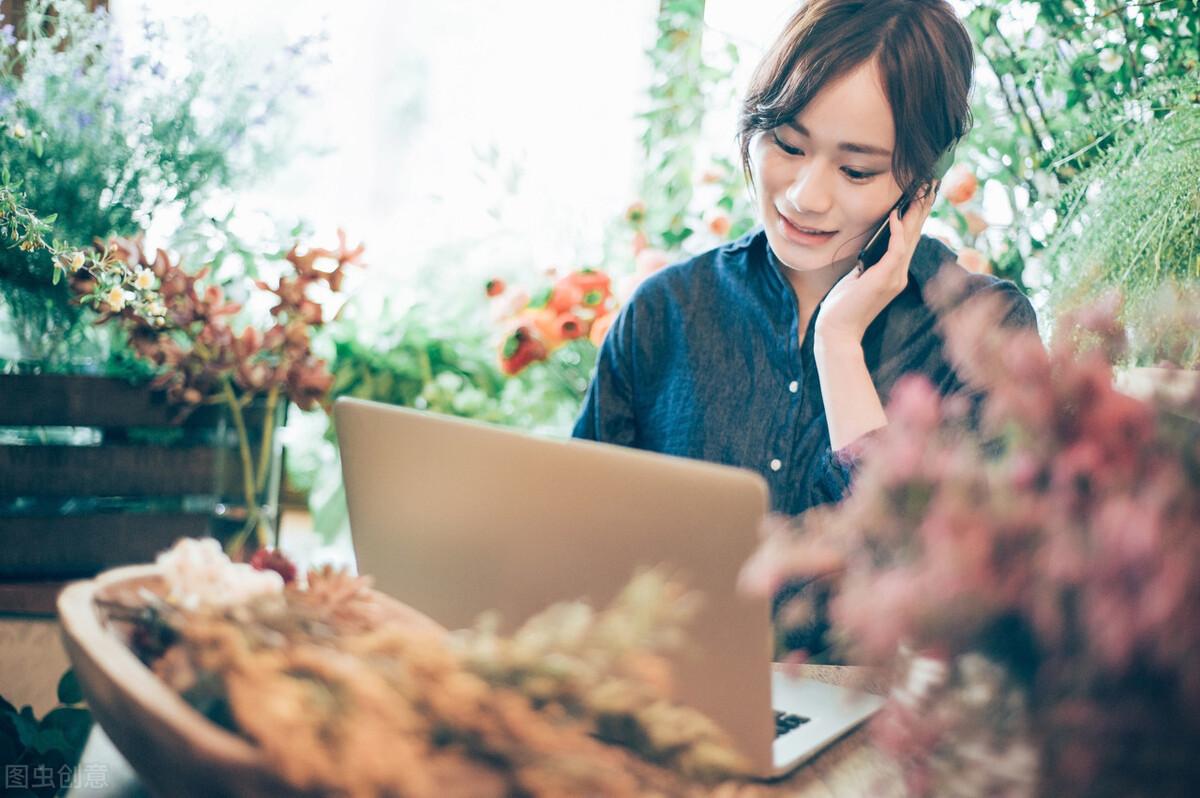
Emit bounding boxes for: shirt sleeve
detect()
[803,428,885,508]
[992,280,1038,332]
[572,301,639,446]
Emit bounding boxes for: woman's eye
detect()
[842,168,878,183]
[772,132,803,156]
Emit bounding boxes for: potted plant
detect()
[0,175,360,574]
[0,0,332,579]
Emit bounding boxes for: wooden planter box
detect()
[0,373,280,580]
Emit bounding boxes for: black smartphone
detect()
[854,190,917,271]
[856,145,956,271]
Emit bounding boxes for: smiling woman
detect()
[748,63,903,272]
[574,0,1036,518]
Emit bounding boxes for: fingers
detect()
[888,186,937,262]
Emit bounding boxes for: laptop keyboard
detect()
[774,710,811,738]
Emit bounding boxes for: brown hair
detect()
[738,0,974,193]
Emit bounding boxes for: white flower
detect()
[69,252,86,271]
[1032,171,1061,201]
[106,285,128,311]
[156,537,283,611]
[12,123,26,139]
[134,267,155,291]
[146,300,167,318]
[488,287,530,324]
[1099,48,1124,73]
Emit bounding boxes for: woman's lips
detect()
[777,212,837,245]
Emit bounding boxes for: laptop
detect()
[335,397,883,777]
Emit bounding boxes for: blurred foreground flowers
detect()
[104,538,752,797]
[746,281,1200,797]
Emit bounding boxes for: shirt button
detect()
[769,458,782,472]
[788,380,799,393]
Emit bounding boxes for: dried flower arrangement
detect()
[744,283,1200,797]
[103,538,755,797]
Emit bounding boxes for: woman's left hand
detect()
[813,184,937,349]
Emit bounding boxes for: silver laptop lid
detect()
[335,397,776,771]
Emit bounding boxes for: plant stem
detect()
[991,24,1052,161]
[255,383,280,494]
[221,376,263,551]
[255,383,282,549]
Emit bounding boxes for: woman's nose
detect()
[784,166,834,217]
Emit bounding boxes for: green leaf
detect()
[56,670,83,705]
[310,478,347,542]
[31,727,69,755]
[13,706,38,748]
[40,707,91,751]
[502,333,521,359]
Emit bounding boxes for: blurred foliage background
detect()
[1,0,1197,546]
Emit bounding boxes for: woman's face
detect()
[748,60,905,274]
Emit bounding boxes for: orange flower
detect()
[590,312,617,347]
[956,247,991,275]
[941,165,978,206]
[552,312,585,341]
[521,307,564,348]
[499,326,548,375]
[706,210,732,238]
[548,269,612,315]
[547,278,585,314]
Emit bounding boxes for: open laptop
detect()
[335,397,882,777]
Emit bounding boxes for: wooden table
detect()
[64,665,901,797]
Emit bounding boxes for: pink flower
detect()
[962,210,988,237]
[956,247,991,274]
[634,247,670,277]
[887,374,943,430]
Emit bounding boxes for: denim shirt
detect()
[572,228,1036,517]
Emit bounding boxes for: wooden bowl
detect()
[57,564,445,798]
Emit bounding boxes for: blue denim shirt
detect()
[572,228,1036,516]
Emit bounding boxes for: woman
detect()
[574,0,1035,517]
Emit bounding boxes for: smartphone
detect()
[856,145,956,271]
[854,190,917,271]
